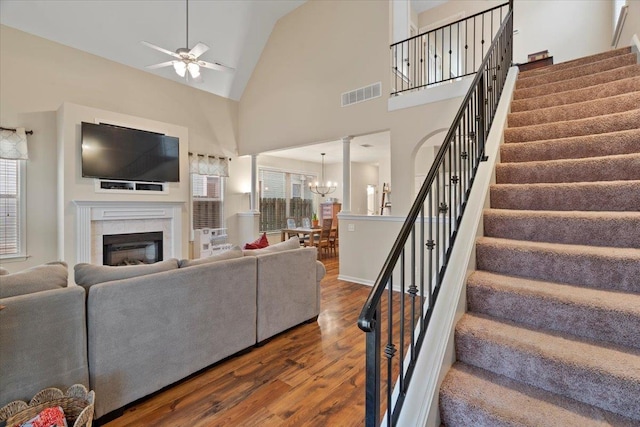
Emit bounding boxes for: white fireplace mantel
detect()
[73,200,184,264]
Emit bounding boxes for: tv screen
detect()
[81,122,180,182]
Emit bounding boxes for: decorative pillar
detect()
[342,136,352,214]
[250,154,258,212]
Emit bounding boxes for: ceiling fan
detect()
[142,0,234,82]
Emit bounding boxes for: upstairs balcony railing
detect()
[359,3,513,426]
[391,2,510,96]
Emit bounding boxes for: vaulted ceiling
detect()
[0,0,305,101]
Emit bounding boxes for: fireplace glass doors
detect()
[103,232,163,266]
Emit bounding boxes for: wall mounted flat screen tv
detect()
[81,122,180,182]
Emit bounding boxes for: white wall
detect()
[619,0,640,49]
[512,0,613,64]
[56,103,190,267]
[0,25,239,272]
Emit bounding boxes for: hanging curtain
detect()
[0,127,28,160]
[188,152,230,177]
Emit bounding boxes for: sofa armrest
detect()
[316,260,326,283]
[0,286,89,407]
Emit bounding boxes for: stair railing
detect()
[358,3,513,426]
[391,2,510,95]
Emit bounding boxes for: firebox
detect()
[103,232,163,266]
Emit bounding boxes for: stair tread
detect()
[456,313,640,419]
[518,46,632,79]
[483,208,640,248]
[469,270,640,319]
[514,64,640,100]
[468,270,640,349]
[457,312,640,382]
[476,236,640,259]
[441,362,639,427]
[503,109,640,143]
[500,128,640,162]
[508,91,640,128]
[495,152,640,184]
[515,53,638,89]
[511,75,640,113]
[476,235,640,292]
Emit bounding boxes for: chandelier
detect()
[308,153,337,197]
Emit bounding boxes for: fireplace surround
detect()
[73,200,184,265]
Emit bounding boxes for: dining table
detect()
[281,227,322,247]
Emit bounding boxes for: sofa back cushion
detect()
[243,236,300,256]
[179,246,243,268]
[74,258,179,288]
[0,261,68,299]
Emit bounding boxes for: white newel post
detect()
[342,136,352,214]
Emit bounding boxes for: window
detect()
[192,174,224,230]
[259,168,315,232]
[0,158,25,258]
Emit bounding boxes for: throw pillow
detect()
[243,232,269,250]
[179,246,243,268]
[0,261,68,299]
[74,258,179,289]
[243,236,301,255]
[0,267,9,275]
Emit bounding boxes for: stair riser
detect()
[514,65,640,100]
[500,130,640,162]
[467,284,640,349]
[483,212,640,248]
[490,182,640,212]
[516,54,637,89]
[504,110,640,144]
[476,242,640,292]
[439,395,512,427]
[455,332,640,420]
[495,154,640,184]
[511,76,640,113]
[518,47,632,79]
[508,92,640,128]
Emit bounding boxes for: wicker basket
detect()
[0,384,94,427]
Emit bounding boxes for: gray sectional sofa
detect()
[0,237,325,419]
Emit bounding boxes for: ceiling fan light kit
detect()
[142,0,233,82]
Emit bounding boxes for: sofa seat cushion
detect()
[0,261,67,298]
[74,258,179,288]
[243,236,300,256]
[179,246,243,268]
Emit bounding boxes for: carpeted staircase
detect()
[439,46,640,426]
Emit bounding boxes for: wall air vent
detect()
[341,82,382,107]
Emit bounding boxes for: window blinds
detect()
[0,159,19,255]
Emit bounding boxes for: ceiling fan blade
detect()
[146,60,177,70]
[141,41,181,59]
[199,60,235,73]
[189,42,210,59]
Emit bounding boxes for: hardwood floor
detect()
[104,256,375,427]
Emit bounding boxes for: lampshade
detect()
[173,61,187,77]
[187,62,200,78]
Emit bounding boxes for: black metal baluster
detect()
[386,275,395,427]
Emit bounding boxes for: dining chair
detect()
[315,218,333,257]
[286,217,297,229]
[329,223,338,256]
